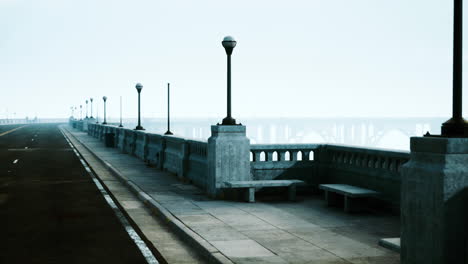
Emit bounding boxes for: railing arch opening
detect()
[272,151,278,161]
[297,151,303,161]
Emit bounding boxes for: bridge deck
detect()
[0,124,152,263]
[68,126,401,264]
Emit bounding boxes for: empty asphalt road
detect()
[0,124,153,264]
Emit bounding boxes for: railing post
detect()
[207,125,250,198]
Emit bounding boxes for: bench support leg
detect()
[325,190,341,207]
[344,196,352,213]
[288,185,297,201]
[245,188,255,203]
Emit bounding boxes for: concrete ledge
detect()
[378,238,400,253]
[64,127,233,264]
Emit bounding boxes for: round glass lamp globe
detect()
[222,36,237,48]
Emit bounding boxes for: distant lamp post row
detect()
[76,35,240,131]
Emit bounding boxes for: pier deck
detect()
[0,124,152,264]
[66,125,401,264]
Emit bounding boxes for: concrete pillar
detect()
[207,125,250,198]
[401,137,468,264]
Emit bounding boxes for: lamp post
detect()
[165,83,173,135]
[96,100,99,124]
[441,0,468,137]
[119,95,123,127]
[90,98,94,118]
[80,105,82,120]
[135,83,144,130]
[85,100,89,119]
[102,96,108,125]
[220,36,237,125]
[71,106,74,119]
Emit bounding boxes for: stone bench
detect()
[223,180,305,203]
[319,184,380,213]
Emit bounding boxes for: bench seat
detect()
[224,180,305,203]
[319,184,380,213]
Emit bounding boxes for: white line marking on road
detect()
[24,147,28,149]
[13,159,18,164]
[31,139,34,141]
[60,129,159,264]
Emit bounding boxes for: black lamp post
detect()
[80,105,82,120]
[165,83,173,135]
[220,36,237,125]
[119,95,123,127]
[441,0,468,137]
[135,83,145,130]
[90,98,94,118]
[85,100,89,119]
[102,96,108,125]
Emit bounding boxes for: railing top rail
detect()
[251,144,321,150]
[187,139,208,145]
[325,144,410,157]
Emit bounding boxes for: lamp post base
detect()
[102,122,107,125]
[441,117,468,137]
[220,116,237,125]
[134,126,145,131]
[164,130,173,135]
[119,124,123,128]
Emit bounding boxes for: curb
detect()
[63,127,233,264]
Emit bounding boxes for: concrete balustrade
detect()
[250,144,320,186]
[163,136,188,179]
[186,140,208,189]
[323,145,409,211]
[146,134,165,168]
[134,131,147,160]
[123,129,136,154]
[72,121,410,209]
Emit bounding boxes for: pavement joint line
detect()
[62,126,233,264]
[59,128,159,264]
[0,125,28,137]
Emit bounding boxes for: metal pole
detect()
[441,0,468,137]
[103,101,107,124]
[138,92,141,128]
[165,83,173,135]
[90,99,93,118]
[119,96,123,127]
[453,0,462,119]
[227,54,231,119]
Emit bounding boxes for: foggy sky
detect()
[1,0,464,119]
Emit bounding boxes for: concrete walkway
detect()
[67,127,400,264]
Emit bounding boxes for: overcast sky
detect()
[0,0,464,120]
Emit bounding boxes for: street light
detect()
[102,96,108,125]
[135,83,145,130]
[220,36,237,125]
[80,105,82,120]
[441,0,468,137]
[119,95,123,127]
[90,98,94,118]
[165,83,173,135]
[85,100,89,119]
